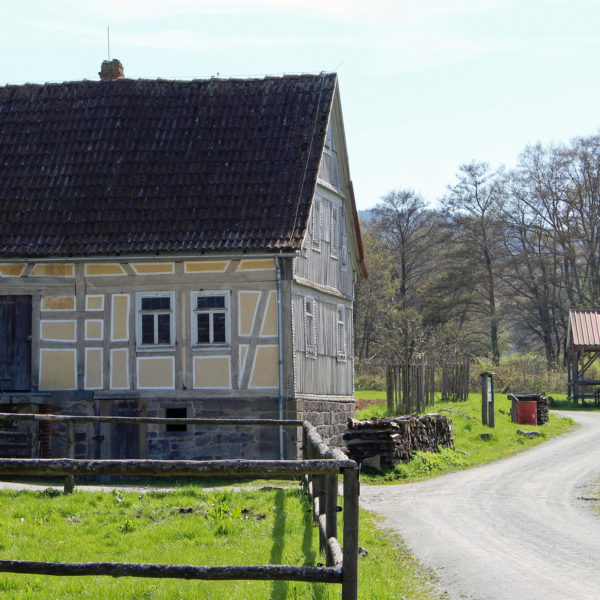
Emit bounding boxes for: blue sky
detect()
[2,0,600,210]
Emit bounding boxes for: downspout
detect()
[275,256,285,459]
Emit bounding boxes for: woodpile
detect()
[343,414,454,468]
[537,395,550,425]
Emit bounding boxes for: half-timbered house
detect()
[0,62,366,460]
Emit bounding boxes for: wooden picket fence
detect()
[386,357,471,414]
[440,357,471,402]
[386,360,435,415]
[0,413,359,600]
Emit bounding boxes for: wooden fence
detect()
[440,357,471,402]
[386,357,471,415]
[386,360,435,415]
[0,413,359,600]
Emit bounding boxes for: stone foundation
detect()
[0,392,352,460]
[146,397,285,460]
[295,397,355,450]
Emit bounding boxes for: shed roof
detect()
[568,310,600,349]
[0,74,337,257]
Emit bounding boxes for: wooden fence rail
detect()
[0,415,359,600]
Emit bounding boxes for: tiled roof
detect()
[568,310,600,349]
[0,74,337,257]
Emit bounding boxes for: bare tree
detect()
[502,169,567,366]
[372,190,435,311]
[442,162,507,364]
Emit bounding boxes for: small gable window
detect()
[304,297,317,358]
[136,292,175,348]
[336,306,347,361]
[341,234,348,271]
[312,199,322,250]
[331,206,340,258]
[192,291,230,346]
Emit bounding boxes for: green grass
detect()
[354,390,387,401]
[0,486,445,599]
[546,394,600,411]
[355,392,576,484]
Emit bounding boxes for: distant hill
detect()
[357,209,374,222]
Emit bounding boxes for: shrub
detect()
[355,373,386,391]
[470,355,566,395]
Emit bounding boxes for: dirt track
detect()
[360,411,600,600]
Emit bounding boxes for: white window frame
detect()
[191,290,230,347]
[330,206,340,259]
[341,233,348,271]
[304,296,317,358]
[312,199,322,251]
[136,291,175,349]
[336,305,347,362]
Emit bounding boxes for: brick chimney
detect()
[99,59,125,81]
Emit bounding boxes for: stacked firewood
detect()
[537,395,550,425]
[343,414,454,468]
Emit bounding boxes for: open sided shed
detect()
[567,310,600,404]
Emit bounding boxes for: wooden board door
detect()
[0,296,32,391]
[99,399,145,459]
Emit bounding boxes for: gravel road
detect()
[360,411,600,600]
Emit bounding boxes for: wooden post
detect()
[342,466,359,600]
[488,377,495,428]
[385,365,395,415]
[480,372,494,428]
[317,474,325,553]
[325,474,338,566]
[481,374,488,426]
[64,421,75,493]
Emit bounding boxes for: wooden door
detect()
[99,399,145,459]
[0,296,32,391]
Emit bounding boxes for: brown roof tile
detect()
[0,74,336,257]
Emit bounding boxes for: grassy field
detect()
[354,392,576,484]
[0,486,446,600]
[0,392,579,599]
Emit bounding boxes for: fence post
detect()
[385,365,396,415]
[317,475,326,553]
[342,465,359,600]
[64,420,75,494]
[325,473,338,566]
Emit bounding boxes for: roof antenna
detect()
[99,27,124,81]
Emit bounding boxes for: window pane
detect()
[157,314,171,344]
[338,323,345,350]
[306,315,313,346]
[157,297,171,310]
[197,295,225,310]
[197,313,210,343]
[142,296,170,310]
[213,313,226,343]
[142,314,155,344]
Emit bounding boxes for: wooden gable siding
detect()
[291,287,353,397]
[294,185,353,299]
[318,119,342,190]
